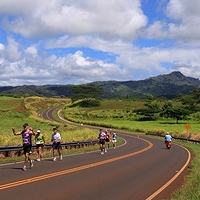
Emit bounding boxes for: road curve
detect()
[0,107,191,200]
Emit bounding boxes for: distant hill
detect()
[0,71,199,98]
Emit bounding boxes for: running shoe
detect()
[53,157,57,161]
[60,155,63,160]
[105,148,107,153]
[22,166,27,171]
[101,152,104,155]
[30,160,34,168]
[36,158,41,162]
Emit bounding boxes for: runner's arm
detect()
[29,127,36,135]
[12,127,21,136]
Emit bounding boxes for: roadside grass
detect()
[0,97,98,146]
[62,98,200,139]
[0,115,98,146]
[62,117,200,139]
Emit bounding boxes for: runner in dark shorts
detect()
[105,129,111,152]
[98,129,106,154]
[35,129,45,161]
[99,139,105,145]
[12,123,35,171]
[23,143,32,154]
[52,142,62,149]
[51,128,63,161]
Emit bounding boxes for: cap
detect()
[23,123,28,128]
[37,129,41,133]
[53,128,57,130]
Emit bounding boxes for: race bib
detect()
[23,138,29,144]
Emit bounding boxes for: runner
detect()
[112,132,117,149]
[35,129,45,161]
[98,129,106,154]
[12,123,35,171]
[51,128,63,161]
[105,129,111,152]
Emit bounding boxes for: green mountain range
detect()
[0,71,199,98]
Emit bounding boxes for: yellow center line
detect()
[0,138,153,191]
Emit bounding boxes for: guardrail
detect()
[1,134,200,157]
[146,132,200,144]
[0,140,99,157]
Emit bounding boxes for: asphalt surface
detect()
[0,107,191,200]
[0,132,190,200]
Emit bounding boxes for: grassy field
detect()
[62,99,200,139]
[0,96,199,200]
[0,96,98,146]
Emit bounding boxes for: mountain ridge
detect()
[0,71,199,98]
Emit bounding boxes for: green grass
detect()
[0,96,23,111]
[0,96,97,146]
[61,116,200,139]
[62,98,200,139]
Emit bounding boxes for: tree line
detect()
[69,85,200,124]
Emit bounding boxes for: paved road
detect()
[0,134,190,200]
[0,107,190,200]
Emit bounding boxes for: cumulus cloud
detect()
[0,0,147,40]
[0,45,129,86]
[25,46,38,57]
[145,0,200,44]
[4,37,22,62]
[0,0,199,86]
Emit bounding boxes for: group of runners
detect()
[12,123,63,171]
[98,128,117,154]
[11,123,118,171]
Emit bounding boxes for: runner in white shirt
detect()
[51,128,63,161]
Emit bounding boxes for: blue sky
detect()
[0,0,200,86]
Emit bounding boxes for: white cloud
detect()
[4,37,22,62]
[25,46,38,57]
[0,0,147,40]
[145,0,200,44]
[0,0,199,86]
[0,43,5,52]
[0,45,130,86]
[116,46,200,79]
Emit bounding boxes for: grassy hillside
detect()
[62,99,200,139]
[0,96,97,146]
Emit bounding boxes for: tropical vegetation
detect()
[0,85,199,199]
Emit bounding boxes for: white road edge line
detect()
[146,145,191,200]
